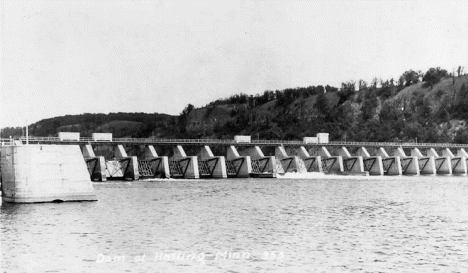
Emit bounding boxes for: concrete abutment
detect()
[376,147,402,175]
[393,147,420,175]
[226,146,251,178]
[275,146,305,174]
[317,147,344,174]
[197,146,227,179]
[1,145,97,203]
[80,144,107,182]
[336,147,367,175]
[356,147,384,175]
[426,148,452,175]
[243,146,276,178]
[141,145,170,178]
[454,149,468,175]
[410,148,436,175]
[171,145,199,179]
[442,148,467,175]
[296,146,323,173]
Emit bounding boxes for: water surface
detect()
[1,176,468,272]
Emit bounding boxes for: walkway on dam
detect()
[2,137,468,149]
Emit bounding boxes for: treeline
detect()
[0,127,23,139]
[0,112,176,138]
[207,85,340,109]
[185,66,468,143]
[207,66,462,108]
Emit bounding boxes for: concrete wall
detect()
[336,147,366,174]
[197,145,227,179]
[376,148,402,175]
[87,156,107,182]
[172,145,199,179]
[357,147,384,175]
[143,145,170,178]
[426,148,452,175]
[246,146,265,159]
[411,148,436,175]
[394,148,419,175]
[457,148,468,158]
[81,144,96,158]
[376,147,390,158]
[144,145,158,158]
[114,145,128,158]
[80,144,107,181]
[317,147,343,173]
[383,156,402,175]
[245,146,276,174]
[1,145,97,203]
[226,146,251,177]
[443,148,467,175]
[296,147,322,172]
[275,146,304,173]
[451,149,468,175]
[318,146,332,158]
[356,147,371,158]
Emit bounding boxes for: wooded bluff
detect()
[2,67,468,144]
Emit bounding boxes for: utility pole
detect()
[25,119,29,145]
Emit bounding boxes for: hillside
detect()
[2,67,468,144]
[183,71,468,143]
[0,112,176,139]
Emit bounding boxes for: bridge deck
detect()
[1,137,468,149]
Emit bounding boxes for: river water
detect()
[1,176,468,272]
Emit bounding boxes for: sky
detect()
[1,0,467,127]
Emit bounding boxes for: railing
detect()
[13,136,468,148]
[328,141,468,148]
[0,138,15,146]
[18,136,302,145]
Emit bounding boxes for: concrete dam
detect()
[2,132,468,203]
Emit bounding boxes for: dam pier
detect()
[2,132,468,203]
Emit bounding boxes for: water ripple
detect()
[1,176,468,272]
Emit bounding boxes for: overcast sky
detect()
[1,0,467,127]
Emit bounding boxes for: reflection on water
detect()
[1,176,468,272]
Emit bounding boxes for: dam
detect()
[2,132,468,203]
[1,133,468,181]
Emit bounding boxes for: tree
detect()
[334,81,355,106]
[423,67,448,89]
[377,79,392,99]
[177,104,195,135]
[401,70,422,86]
[459,83,468,101]
[453,83,468,117]
[325,85,338,93]
[358,79,368,91]
[361,91,378,120]
[457,66,464,77]
[315,92,329,116]
[454,129,468,144]
[398,75,405,88]
[316,85,325,94]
